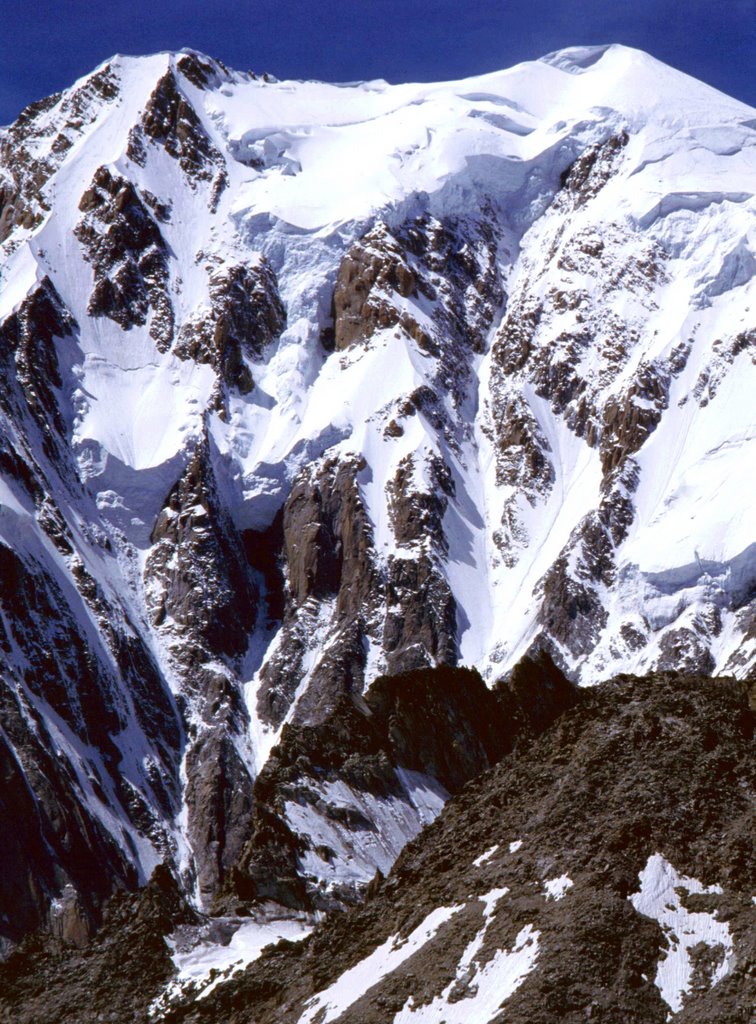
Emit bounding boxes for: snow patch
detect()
[473,845,499,867]
[543,874,574,901]
[284,770,449,891]
[298,904,464,1024]
[151,913,313,1015]
[629,853,732,1013]
[394,895,540,1024]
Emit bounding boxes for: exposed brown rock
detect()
[0,276,75,457]
[222,658,577,914]
[128,68,224,185]
[175,259,285,401]
[558,130,630,206]
[147,435,259,662]
[256,456,379,728]
[163,673,754,1024]
[75,165,174,347]
[332,223,418,350]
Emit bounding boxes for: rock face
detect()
[222,658,578,913]
[0,41,753,964]
[145,435,262,903]
[76,164,174,346]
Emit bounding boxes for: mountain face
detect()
[0,42,754,957]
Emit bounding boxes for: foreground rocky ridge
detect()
[153,672,756,1024]
[0,43,754,948]
[1,671,752,1022]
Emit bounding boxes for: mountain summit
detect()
[0,43,753,961]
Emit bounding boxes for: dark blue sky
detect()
[1,0,754,124]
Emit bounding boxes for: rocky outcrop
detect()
[482,123,750,679]
[147,435,259,663]
[176,52,233,91]
[75,165,174,347]
[221,656,578,913]
[175,258,285,401]
[332,223,420,350]
[558,130,630,206]
[381,451,458,671]
[255,455,379,729]
[331,211,503,408]
[0,276,75,455]
[128,67,225,192]
[0,64,119,246]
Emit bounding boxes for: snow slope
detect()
[0,42,753,937]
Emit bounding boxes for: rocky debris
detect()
[0,865,198,1024]
[175,258,285,403]
[161,672,754,1024]
[75,165,174,347]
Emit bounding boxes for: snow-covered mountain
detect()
[0,43,753,950]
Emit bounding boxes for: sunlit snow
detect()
[629,853,733,1013]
